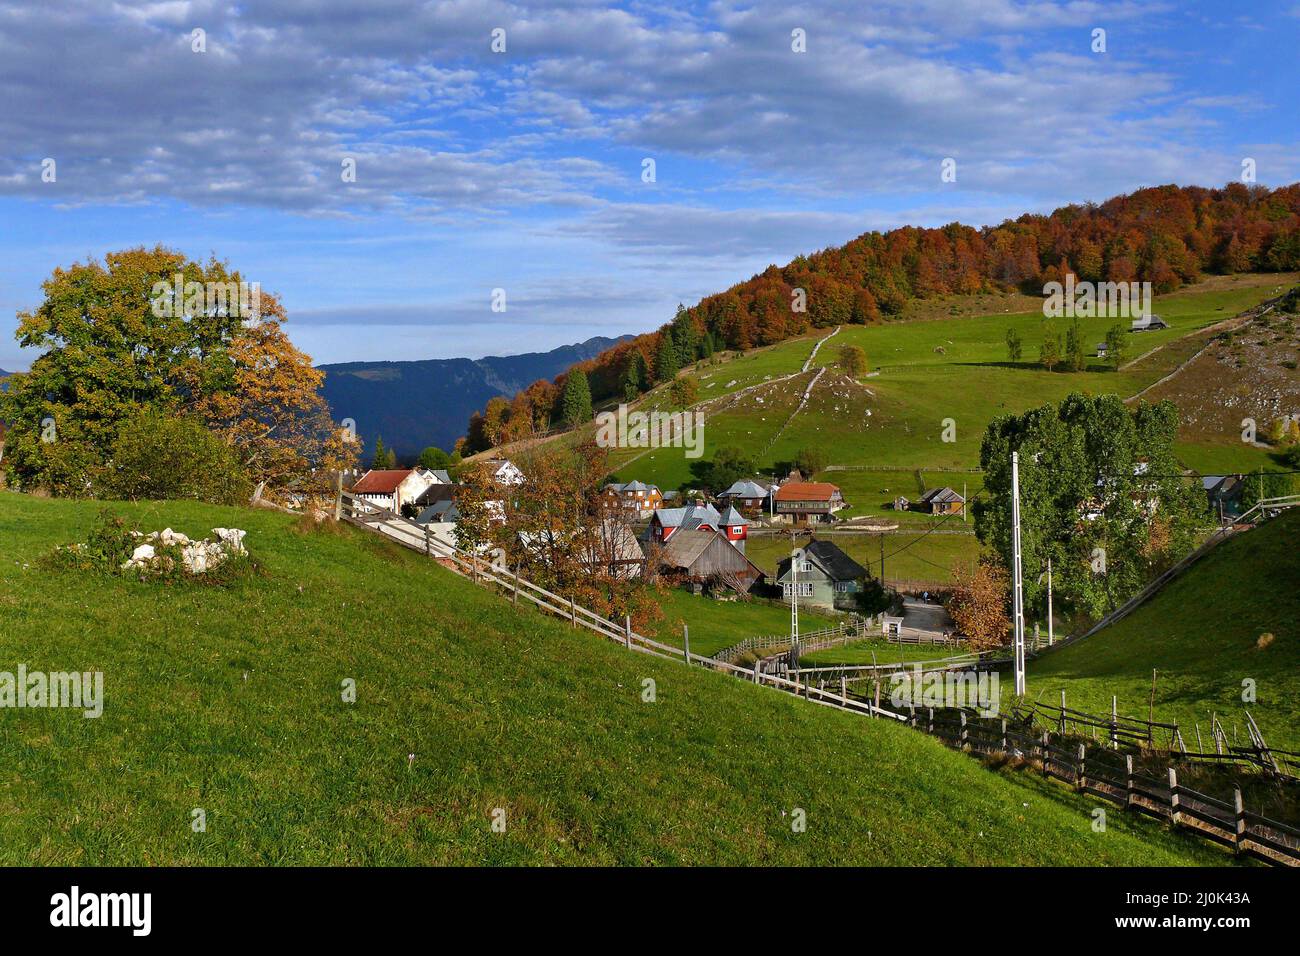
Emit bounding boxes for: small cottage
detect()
[775,539,869,610]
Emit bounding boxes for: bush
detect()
[101,412,251,504]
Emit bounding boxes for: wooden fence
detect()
[339,492,1297,867]
[901,705,1300,866]
[710,620,868,665]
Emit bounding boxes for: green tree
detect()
[794,446,827,477]
[1039,325,1062,371]
[0,247,248,494]
[699,446,756,491]
[621,351,645,402]
[371,436,396,469]
[655,334,679,383]
[559,369,593,427]
[975,393,1206,622]
[670,305,699,367]
[837,344,868,377]
[1064,319,1086,372]
[1104,324,1127,370]
[1005,327,1023,363]
[417,446,452,470]
[101,411,250,505]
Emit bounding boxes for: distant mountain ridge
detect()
[317,336,631,459]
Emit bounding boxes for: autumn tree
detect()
[948,559,1011,652]
[670,375,699,409]
[1,246,357,498]
[1064,319,1086,372]
[837,344,868,377]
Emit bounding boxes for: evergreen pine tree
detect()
[655,334,680,383]
[560,369,593,427]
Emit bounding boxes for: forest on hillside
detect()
[460,182,1300,454]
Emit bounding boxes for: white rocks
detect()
[121,528,247,574]
[123,544,156,569]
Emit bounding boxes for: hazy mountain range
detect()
[317,336,630,460]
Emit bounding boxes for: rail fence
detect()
[339,491,1297,867]
[901,705,1300,866]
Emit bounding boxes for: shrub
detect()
[101,412,251,504]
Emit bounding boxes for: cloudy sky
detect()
[1,0,1297,370]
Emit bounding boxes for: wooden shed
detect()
[657,529,765,594]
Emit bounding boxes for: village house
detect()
[656,529,765,595]
[483,458,525,486]
[776,539,869,611]
[644,503,750,553]
[1203,474,1245,521]
[350,467,443,513]
[600,480,663,518]
[918,487,965,516]
[717,478,776,517]
[773,481,846,525]
[1129,314,1169,332]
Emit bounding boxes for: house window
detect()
[801,560,813,573]
[800,583,813,597]
[834,581,853,593]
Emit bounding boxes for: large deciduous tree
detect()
[1,246,357,498]
[974,393,1206,624]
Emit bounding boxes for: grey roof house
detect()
[775,539,869,610]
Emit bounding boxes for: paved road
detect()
[901,596,954,640]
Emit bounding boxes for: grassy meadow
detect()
[0,493,1235,866]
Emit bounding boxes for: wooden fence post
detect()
[1110,695,1119,750]
[960,712,969,750]
[1059,690,1066,735]
[512,565,519,607]
[624,615,632,649]
[1125,754,1135,809]
[840,675,848,704]
[569,596,576,628]
[1233,787,1246,855]
[424,525,432,556]
[753,661,760,684]
[1041,731,1050,777]
[682,624,690,663]
[927,707,934,735]
[1077,743,1087,791]
[1001,719,1008,753]
[1168,767,1181,825]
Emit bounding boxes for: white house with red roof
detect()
[349,467,444,513]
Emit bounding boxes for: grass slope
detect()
[0,494,1232,865]
[608,276,1289,490]
[1027,509,1300,752]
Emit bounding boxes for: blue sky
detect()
[1,0,1297,370]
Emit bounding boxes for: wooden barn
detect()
[655,529,765,594]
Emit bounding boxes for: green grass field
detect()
[800,639,963,666]
[0,493,1234,865]
[649,588,837,658]
[608,275,1290,489]
[744,531,981,586]
[1027,509,1300,753]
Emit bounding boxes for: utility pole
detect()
[1046,557,1054,646]
[879,531,885,585]
[790,547,801,645]
[1011,451,1026,696]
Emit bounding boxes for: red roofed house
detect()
[350,467,443,514]
[774,481,846,526]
